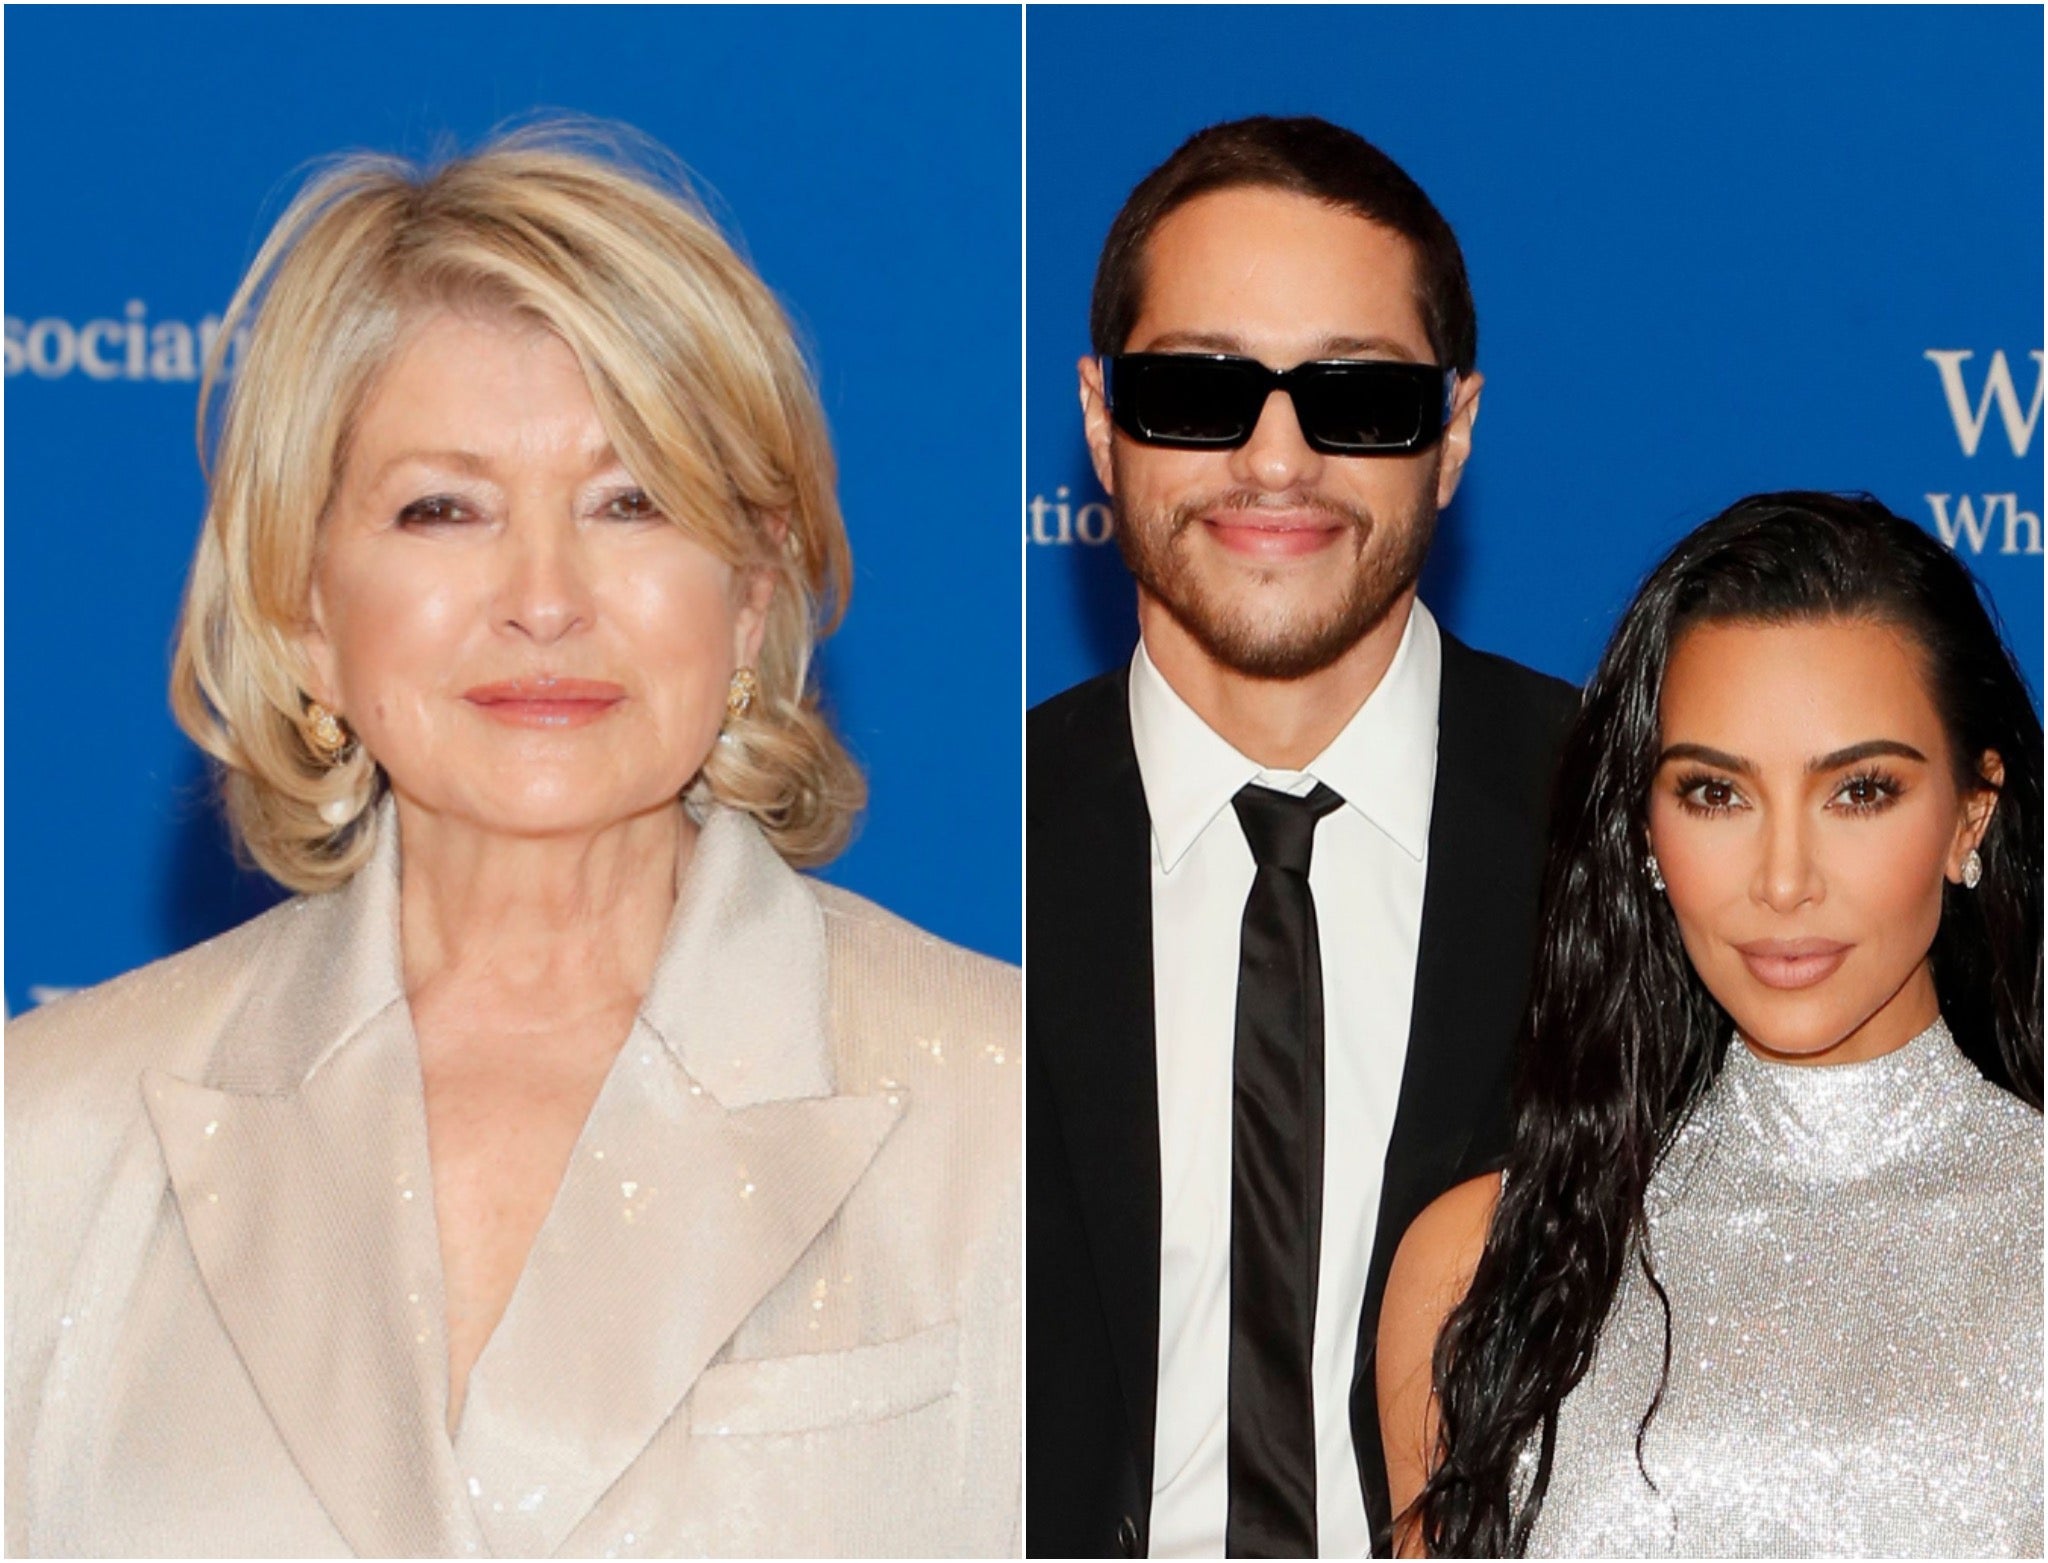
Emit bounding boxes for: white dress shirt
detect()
[1132,601,1442,1559]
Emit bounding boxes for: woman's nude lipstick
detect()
[462,677,626,728]
[1735,937,1853,990]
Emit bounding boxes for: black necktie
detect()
[1226,781,1343,1559]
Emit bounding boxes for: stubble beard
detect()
[1112,473,1440,680]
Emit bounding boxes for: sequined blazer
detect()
[6,805,1020,1557]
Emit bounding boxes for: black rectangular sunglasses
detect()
[1103,353,1455,455]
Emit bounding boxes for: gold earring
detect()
[305,700,352,763]
[726,667,760,721]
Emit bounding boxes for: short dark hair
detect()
[1089,115,1478,373]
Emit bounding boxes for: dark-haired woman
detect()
[1378,492,2042,1557]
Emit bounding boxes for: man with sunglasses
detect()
[1027,117,1576,1558]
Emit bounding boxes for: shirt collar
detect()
[1129,599,1441,873]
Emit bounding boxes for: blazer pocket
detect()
[688,1319,960,1437]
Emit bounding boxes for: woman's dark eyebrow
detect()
[1656,742,1751,773]
[1807,738,1928,772]
[1654,739,1929,774]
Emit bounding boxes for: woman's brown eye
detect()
[398,496,468,525]
[607,490,660,520]
[1673,773,1742,814]
[1836,772,1899,811]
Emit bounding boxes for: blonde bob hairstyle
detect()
[171,121,865,893]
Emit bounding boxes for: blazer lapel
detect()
[450,809,904,1558]
[1371,640,1522,1279]
[142,818,484,1558]
[1031,671,1162,1491]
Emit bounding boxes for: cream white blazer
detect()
[6,807,1020,1557]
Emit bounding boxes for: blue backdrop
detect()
[5,5,1022,1013]
[1026,6,2043,707]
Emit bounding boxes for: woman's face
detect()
[302,308,769,841]
[1647,617,1996,1065]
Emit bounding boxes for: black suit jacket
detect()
[1026,630,1576,1558]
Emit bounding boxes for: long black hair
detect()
[1412,492,2044,1555]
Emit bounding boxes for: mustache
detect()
[1162,487,1375,536]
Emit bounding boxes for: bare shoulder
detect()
[1386,1172,1502,1317]
[1380,1172,1501,1390]
[1376,1171,1503,1542]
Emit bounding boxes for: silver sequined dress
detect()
[1522,1017,2043,1558]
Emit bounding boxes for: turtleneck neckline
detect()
[1708,1015,1980,1184]
[1728,1011,1958,1085]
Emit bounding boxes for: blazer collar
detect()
[145,799,901,1557]
[194,798,837,1109]
[638,798,837,1108]
[192,797,410,1096]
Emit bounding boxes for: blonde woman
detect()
[6,126,1019,1557]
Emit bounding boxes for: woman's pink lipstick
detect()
[463,677,625,729]
[1735,937,1852,990]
